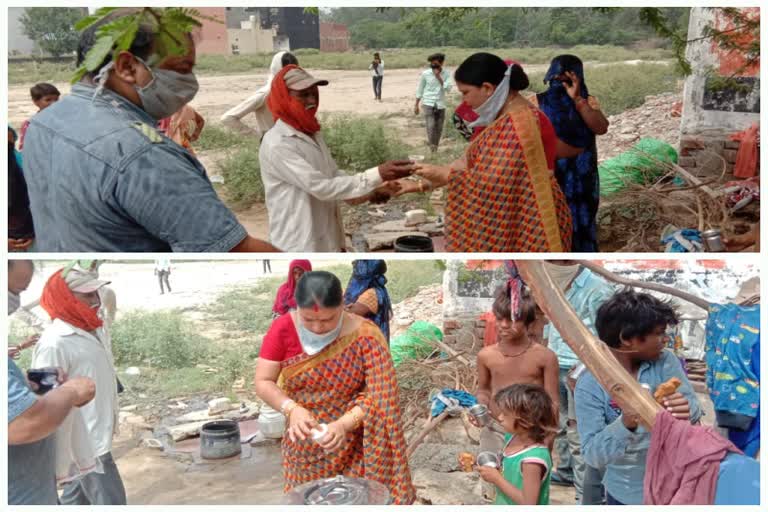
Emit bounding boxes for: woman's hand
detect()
[563,71,581,100]
[391,178,423,197]
[316,420,348,453]
[415,164,451,188]
[287,407,318,442]
[662,392,691,421]
[20,334,40,350]
[8,346,21,359]
[476,465,503,484]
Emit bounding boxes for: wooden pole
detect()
[578,260,712,311]
[517,261,661,429]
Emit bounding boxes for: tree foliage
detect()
[20,7,84,58]
[71,7,221,83]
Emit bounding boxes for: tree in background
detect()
[20,7,85,58]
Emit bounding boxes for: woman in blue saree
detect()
[344,260,393,342]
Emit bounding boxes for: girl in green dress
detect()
[477,384,558,505]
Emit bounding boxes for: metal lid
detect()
[701,229,722,237]
[283,476,391,505]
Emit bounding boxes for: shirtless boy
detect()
[473,283,560,499]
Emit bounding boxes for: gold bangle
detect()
[283,402,299,419]
[346,409,364,430]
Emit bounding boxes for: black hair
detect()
[281,52,299,67]
[427,52,445,63]
[550,54,583,71]
[595,289,678,348]
[295,271,343,309]
[492,283,537,326]
[30,83,60,101]
[455,52,529,92]
[373,52,380,58]
[494,384,558,443]
[76,9,160,77]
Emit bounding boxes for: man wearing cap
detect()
[259,65,417,252]
[32,267,126,504]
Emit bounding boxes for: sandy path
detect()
[7,60,670,128]
[19,260,337,317]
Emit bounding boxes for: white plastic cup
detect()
[311,423,329,443]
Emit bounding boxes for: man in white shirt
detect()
[33,268,125,505]
[259,66,416,252]
[155,257,172,295]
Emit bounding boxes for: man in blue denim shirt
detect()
[543,261,615,500]
[575,289,702,505]
[23,10,277,253]
[8,260,96,505]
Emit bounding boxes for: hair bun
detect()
[509,64,529,91]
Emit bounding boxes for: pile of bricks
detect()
[678,133,741,177]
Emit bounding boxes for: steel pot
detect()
[200,420,241,460]
[283,475,391,505]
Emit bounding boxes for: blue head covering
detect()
[537,55,593,149]
[344,260,392,341]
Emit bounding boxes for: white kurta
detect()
[259,119,383,252]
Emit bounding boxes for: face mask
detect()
[134,57,199,121]
[297,312,344,356]
[8,291,21,315]
[468,67,512,129]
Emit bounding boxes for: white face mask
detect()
[134,57,200,121]
[467,66,512,129]
[8,291,21,315]
[297,312,344,356]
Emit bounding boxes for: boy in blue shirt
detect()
[575,289,702,505]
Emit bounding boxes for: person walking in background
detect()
[263,259,272,274]
[343,260,393,341]
[415,53,453,152]
[221,51,299,139]
[155,258,172,295]
[534,55,609,252]
[369,52,384,101]
[18,83,60,151]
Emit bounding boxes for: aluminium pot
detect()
[200,420,241,460]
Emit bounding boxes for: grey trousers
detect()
[372,76,383,99]
[554,367,585,499]
[581,465,606,505]
[423,105,445,150]
[60,452,127,505]
[158,270,171,294]
[479,419,507,501]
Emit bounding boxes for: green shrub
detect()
[195,124,251,152]
[213,348,254,391]
[111,310,211,369]
[292,48,321,56]
[219,143,265,205]
[322,115,409,173]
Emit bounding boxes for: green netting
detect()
[390,320,443,367]
[599,138,678,197]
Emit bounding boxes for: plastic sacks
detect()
[599,138,679,197]
[390,320,443,367]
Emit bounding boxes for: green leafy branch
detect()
[72,7,222,84]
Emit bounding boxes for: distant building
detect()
[320,23,350,52]
[8,7,35,56]
[210,6,320,55]
[194,7,229,56]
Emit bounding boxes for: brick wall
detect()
[678,133,742,178]
[320,22,350,52]
[195,7,229,55]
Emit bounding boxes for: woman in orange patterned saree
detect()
[254,271,415,504]
[403,53,572,252]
